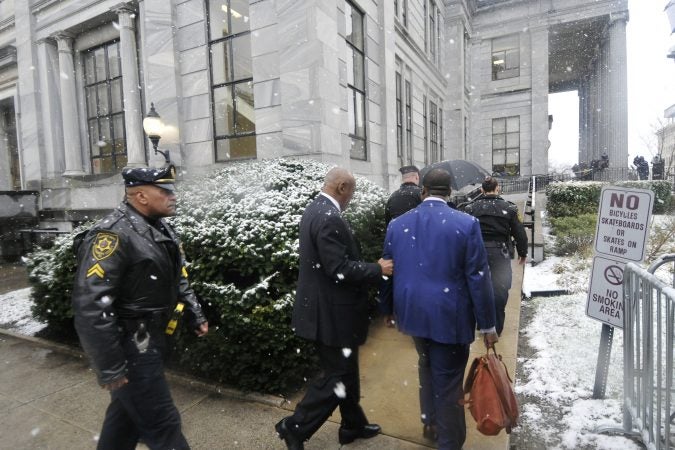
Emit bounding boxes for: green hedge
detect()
[27,159,388,395]
[545,180,672,218]
[548,213,597,256]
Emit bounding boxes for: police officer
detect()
[72,165,208,450]
[385,165,422,225]
[464,176,527,336]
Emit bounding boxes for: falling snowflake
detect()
[443,287,450,293]
[342,348,352,358]
[150,275,158,280]
[100,296,112,305]
[336,273,345,280]
[334,382,347,398]
[478,271,484,277]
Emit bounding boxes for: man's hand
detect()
[195,321,209,337]
[518,256,527,265]
[103,376,128,391]
[483,332,499,349]
[383,314,396,328]
[378,258,393,276]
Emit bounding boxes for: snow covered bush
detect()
[26,158,388,394]
[169,158,387,393]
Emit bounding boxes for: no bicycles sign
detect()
[587,186,653,327]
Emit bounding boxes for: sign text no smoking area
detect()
[594,186,654,262]
[587,256,627,328]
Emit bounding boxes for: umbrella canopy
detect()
[419,160,491,191]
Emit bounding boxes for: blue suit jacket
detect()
[382,198,496,344]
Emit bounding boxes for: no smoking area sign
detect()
[587,256,627,328]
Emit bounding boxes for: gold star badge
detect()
[92,232,119,261]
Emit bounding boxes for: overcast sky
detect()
[548,0,675,169]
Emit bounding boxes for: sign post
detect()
[589,186,653,399]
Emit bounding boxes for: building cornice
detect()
[0,15,15,34]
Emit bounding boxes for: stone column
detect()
[114,4,146,167]
[577,79,588,163]
[530,27,549,175]
[36,38,64,178]
[54,32,85,176]
[608,11,629,168]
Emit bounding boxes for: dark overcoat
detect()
[292,195,382,348]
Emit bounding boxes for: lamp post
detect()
[142,102,170,164]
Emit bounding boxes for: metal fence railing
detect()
[620,254,675,449]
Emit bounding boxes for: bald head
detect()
[322,167,356,211]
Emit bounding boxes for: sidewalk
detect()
[0,261,523,449]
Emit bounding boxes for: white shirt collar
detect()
[423,196,447,203]
[320,192,342,212]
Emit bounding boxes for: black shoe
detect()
[422,423,438,441]
[275,417,304,450]
[338,423,381,445]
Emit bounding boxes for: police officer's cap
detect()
[399,165,419,175]
[122,165,176,192]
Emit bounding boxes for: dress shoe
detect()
[422,423,438,441]
[338,423,381,445]
[275,417,304,450]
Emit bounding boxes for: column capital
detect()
[111,2,137,16]
[52,32,75,52]
[609,10,629,25]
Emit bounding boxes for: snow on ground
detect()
[516,255,644,449]
[0,287,46,335]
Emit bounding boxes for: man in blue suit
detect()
[382,168,498,450]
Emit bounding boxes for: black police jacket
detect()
[385,182,422,225]
[463,194,528,258]
[71,202,206,385]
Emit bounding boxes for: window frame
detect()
[206,0,257,162]
[429,100,438,163]
[423,95,428,165]
[346,0,368,160]
[405,80,412,164]
[395,71,403,159]
[491,116,520,176]
[491,34,520,81]
[82,40,127,175]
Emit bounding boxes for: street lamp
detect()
[142,102,170,164]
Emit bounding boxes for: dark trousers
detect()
[486,246,512,336]
[413,337,470,450]
[97,344,188,450]
[286,343,368,440]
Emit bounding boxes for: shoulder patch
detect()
[92,232,119,260]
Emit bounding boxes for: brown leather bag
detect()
[463,345,519,435]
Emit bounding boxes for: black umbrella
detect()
[419,160,491,191]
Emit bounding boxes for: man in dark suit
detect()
[382,168,498,450]
[275,168,394,450]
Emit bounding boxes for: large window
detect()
[346,1,367,160]
[208,0,256,161]
[402,0,408,27]
[429,100,438,163]
[492,116,520,175]
[439,108,444,160]
[429,2,436,62]
[405,81,412,164]
[396,71,403,158]
[83,41,126,174]
[423,95,428,165]
[491,34,519,80]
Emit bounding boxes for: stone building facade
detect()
[0,0,628,230]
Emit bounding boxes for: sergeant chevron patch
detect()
[86,262,105,279]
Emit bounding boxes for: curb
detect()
[0,327,286,409]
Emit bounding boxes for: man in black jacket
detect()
[275,168,393,450]
[72,165,208,450]
[385,165,422,225]
[463,176,527,336]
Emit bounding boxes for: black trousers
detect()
[97,338,189,450]
[286,343,368,440]
[486,246,512,336]
[413,338,469,450]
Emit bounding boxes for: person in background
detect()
[385,165,422,225]
[382,168,498,450]
[275,168,393,450]
[72,165,208,450]
[463,176,527,336]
